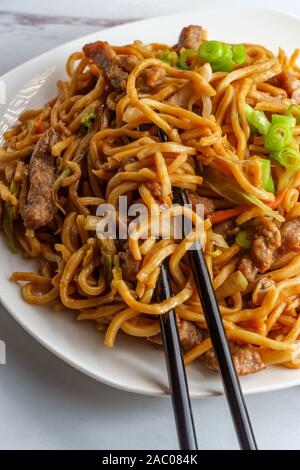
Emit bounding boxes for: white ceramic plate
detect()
[1,8,300,397]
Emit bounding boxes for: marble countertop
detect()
[1,0,300,450]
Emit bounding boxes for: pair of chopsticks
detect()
[155,128,257,450]
[156,262,198,450]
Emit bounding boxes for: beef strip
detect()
[213,219,238,238]
[22,129,59,230]
[119,249,141,282]
[251,217,281,273]
[271,72,300,103]
[202,343,266,376]
[83,41,138,90]
[187,191,215,218]
[83,41,166,91]
[177,25,204,50]
[280,217,300,252]
[252,278,275,306]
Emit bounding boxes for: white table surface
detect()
[1,0,300,450]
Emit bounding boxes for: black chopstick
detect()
[154,128,197,450]
[173,187,257,450]
[157,127,257,450]
[155,262,198,450]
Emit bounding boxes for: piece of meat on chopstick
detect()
[148,319,266,376]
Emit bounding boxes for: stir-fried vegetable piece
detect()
[208,232,229,249]
[205,168,284,222]
[286,104,300,124]
[209,206,247,224]
[84,215,101,231]
[268,189,287,208]
[232,44,246,65]
[98,238,116,285]
[198,41,245,72]
[235,230,252,249]
[158,50,178,66]
[35,121,46,134]
[206,231,229,257]
[211,57,234,72]
[245,104,271,135]
[272,146,300,171]
[83,246,94,267]
[271,114,296,128]
[260,159,275,193]
[264,123,292,152]
[53,152,87,212]
[198,40,224,63]
[210,43,234,72]
[3,204,17,253]
[216,271,248,299]
[81,111,96,131]
[112,266,123,281]
[178,49,197,69]
[3,180,18,253]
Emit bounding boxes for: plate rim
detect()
[1,7,300,398]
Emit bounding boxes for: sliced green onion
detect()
[232,44,246,65]
[205,167,285,222]
[222,44,233,61]
[211,57,234,72]
[272,146,300,171]
[261,158,275,193]
[286,104,300,124]
[158,49,178,66]
[235,230,252,249]
[271,114,296,128]
[211,44,234,72]
[198,41,237,72]
[249,122,258,134]
[264,123,292,152]
[178,49,197,70]
[198,40,224,63]
[81,111,96,131]
[245,104,271,135]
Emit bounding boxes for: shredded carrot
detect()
[208,190,286,224]
[208,206,249,224]
[267,189,287,209]
[35,121,45,134]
